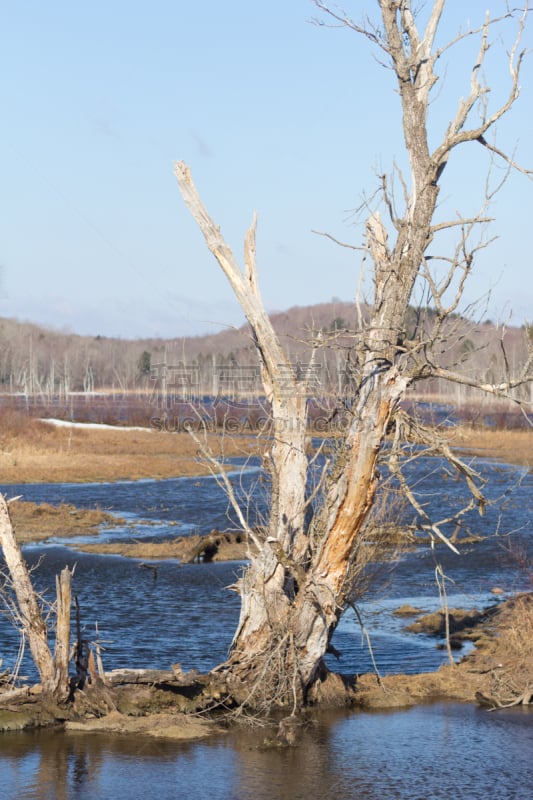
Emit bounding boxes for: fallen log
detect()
[476,687,533,710]
[105,667,204,687]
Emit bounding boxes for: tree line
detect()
[0,307,530,408]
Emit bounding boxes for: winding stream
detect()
[0,457,531,798]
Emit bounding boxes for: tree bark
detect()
[175,1,531,709]
[51,567,72,699]
[0,493,55,689]
[0,494,72,698]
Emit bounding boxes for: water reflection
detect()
[1,704,532,800]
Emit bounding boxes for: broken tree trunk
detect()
[176,163,414,708]
[174,1,530,710]
[0,493,72,698]
[223,360,409,705]
[51,566,72,699]
[0,493,55,688]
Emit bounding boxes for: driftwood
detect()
[52,567,72,699]
[105,666,204,688]
[0,495,56,688]
[476,688,533,710]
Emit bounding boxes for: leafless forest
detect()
[0,304,530,428]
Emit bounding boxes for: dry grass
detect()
[0,408,530,484]
[447,426,532,467]
[74,530,255,562]
[467,593,533,705]
[0,411,258,483]
[500,593,533,659]
[355,592,533,709]
[8,499,124,543]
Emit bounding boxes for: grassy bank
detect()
[1,412,531,732]
[448,426,532,468]
[74,529,255,562]
[1,410,529,552]
[0,412,256,483]
[8,500,124,543]
[0,409,530,486]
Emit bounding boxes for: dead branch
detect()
[0,493,55,690]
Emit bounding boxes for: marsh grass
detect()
[447,426,532,467]
[8,500,124,543]
[0,409,257,483]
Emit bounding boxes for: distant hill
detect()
[0,301,357,393]
[0,303,529,408]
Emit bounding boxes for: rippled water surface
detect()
[1,704,532,800]
[0,457,531,798]
[1,457,530,678]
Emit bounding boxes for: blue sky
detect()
[1,1,531,339]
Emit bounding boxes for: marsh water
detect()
[2,704,532,800]
[0,456,532,798]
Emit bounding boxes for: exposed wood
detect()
[105,668,203,687]
[0,495,73,699]
[51,567,72,699]
[174,0,532,700]
[173,1,532,711]
[0,493,55,690]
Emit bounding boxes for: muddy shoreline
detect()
[1,592,531,738]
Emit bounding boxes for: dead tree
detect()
[175,1,532,709]
[0,494,72,699]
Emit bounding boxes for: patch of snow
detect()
[39,418,153,433]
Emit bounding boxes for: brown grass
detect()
[447,426,532,467]
[0,412,258,483]
[355,592,533,709]
[0,409,530,485]
[74,530,255,562]
[464,593,533,701]
[8,500,124,543]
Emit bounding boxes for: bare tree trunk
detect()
[0,494,55,688]
[224,328,411,700]
[0,495,72,698]
[175,1,531,710]
[51,567,72,699]
[175,160,422,705]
